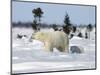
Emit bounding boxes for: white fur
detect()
[32,31,69,53]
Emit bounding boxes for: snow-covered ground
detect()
[12,27,96,74]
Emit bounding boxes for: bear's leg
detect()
[58,45,69,53]
[64,39,69,53]
[65,46,69,53]
[44,42,53,52]
[57,46,65,52]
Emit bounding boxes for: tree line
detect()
[12,7,95,39]
[31,7,95,35]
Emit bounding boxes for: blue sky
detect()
[12,1,96,25]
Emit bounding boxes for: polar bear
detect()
[32,31,69,53]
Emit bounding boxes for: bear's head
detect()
[32,32,47,41]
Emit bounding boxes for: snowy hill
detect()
[12,27,96,74]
